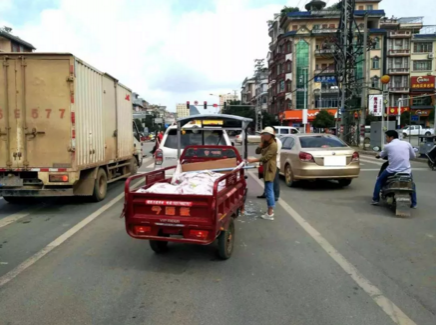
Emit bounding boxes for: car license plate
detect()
[324,156,346,166]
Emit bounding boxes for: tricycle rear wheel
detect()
[217,218,235,260]
[149,240,169,254]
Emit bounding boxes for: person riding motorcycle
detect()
[372,130,417,208]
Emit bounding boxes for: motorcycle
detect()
[374,148,415,217]
[426,144,436,170]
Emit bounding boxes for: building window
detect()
[313,24,320,30]
[278,45,283,53]
[413,60,432,71]
[358,5,364,10]
[371,76,380,89]
[329,24,335,28]
[286,42,291,53]
[292,25,298,31]
[366,5,373,10]
[287,61,292,72]
[277,80,285,93]
[287,101,292,109]
[412,96,432,106]
[413,42,433,53]
[372,57,380,69]
[372,37,380,49]
[286,81,292,92]
[395,39,403,47]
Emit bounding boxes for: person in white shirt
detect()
[257,127,282,202]
[372,130,417,207]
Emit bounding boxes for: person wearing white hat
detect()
[247,126,278,220]
[257,127,281,202]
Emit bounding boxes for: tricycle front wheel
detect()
[217,218,235,260]
[149,240,169,254]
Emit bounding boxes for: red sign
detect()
[387,107,409,115]
[125,95,130,101]
[411,76,435,90]
[284,109,337,121]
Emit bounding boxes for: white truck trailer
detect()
[0,53,142,203]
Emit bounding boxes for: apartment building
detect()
[0,27,35,52]
[176,103,190,118]
[409,31,436,126]
[241,77,256,105]
[218,93,239,107]
[267,0,385,127]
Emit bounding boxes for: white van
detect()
[154,125,232,170]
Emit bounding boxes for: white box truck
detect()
[0,53,142,203]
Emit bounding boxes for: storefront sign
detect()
[387,107,409,115]
[368,95,383,117]
[410,76,435,90]
[284,109,337,121]
[314,76,337,83]
[413,109,431,116]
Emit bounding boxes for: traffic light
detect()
[186,101,190,109]
[204,101,207,109]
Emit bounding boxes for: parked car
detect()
[402,125,434,137]
[154,125,232,170]
[279,134,360,187]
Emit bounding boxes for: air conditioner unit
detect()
[428,53,434,59]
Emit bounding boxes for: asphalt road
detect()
[0,143,435,325]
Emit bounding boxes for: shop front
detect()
[282,109,338,132]
[410,76,435,127]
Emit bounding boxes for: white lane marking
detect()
[145,163,154,169]
[250,174,417,325]
[0,179,142,288]
[0,206,43,229]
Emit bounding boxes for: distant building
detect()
[176,103,190,118]
[218,93,239,107]
[0,27,35,52]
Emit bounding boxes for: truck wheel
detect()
[130,157,139,175]
[149,240,168,254]
[91,168,107,202]
[338,179,352,187]
[425,132,431,136]
[217,218,235,260]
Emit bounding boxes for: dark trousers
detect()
[263,168,280,199]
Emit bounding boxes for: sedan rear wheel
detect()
[338,179,352,187]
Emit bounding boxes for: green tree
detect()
[326,1,341,10]
[401,111,411,127]
[365,113,379,126]
[280,6,300,18]
[312,110,335,128]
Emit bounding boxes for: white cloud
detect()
[9,0,286,111]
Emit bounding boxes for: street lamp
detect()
[380,75,391,150]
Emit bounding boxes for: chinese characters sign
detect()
[410,76,435,90]
[368,95,383,117]
[314,76,337,83]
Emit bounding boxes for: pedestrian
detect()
[257,127,281,202]
[247,127,278,220]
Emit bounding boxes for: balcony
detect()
[388,86,410,93]
[387,49,410,56]
[388,67,410,74]
[315,68,336,75]
[315,48,335,57]
[389,30,412,38]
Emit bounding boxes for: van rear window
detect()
[164,129,227,149]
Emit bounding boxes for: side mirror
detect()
[373,146,380,151]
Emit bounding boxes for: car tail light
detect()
[352,152,359,162]
[189,230,209,239]
[155,149,163,165]
[49,174,69,182]
[134,226,151,235]
[299,152,315,162]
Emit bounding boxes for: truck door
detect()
[0,55,72,169]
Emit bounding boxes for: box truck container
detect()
[0,53,142,203]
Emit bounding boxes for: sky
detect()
[1,0,435,112]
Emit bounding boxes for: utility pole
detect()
[359,13,368,147]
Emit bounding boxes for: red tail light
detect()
[352,151,359,162]
[155,149,163,165]
[134,226,151,235]
[189,230,209,239]
[299,152,315,162]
